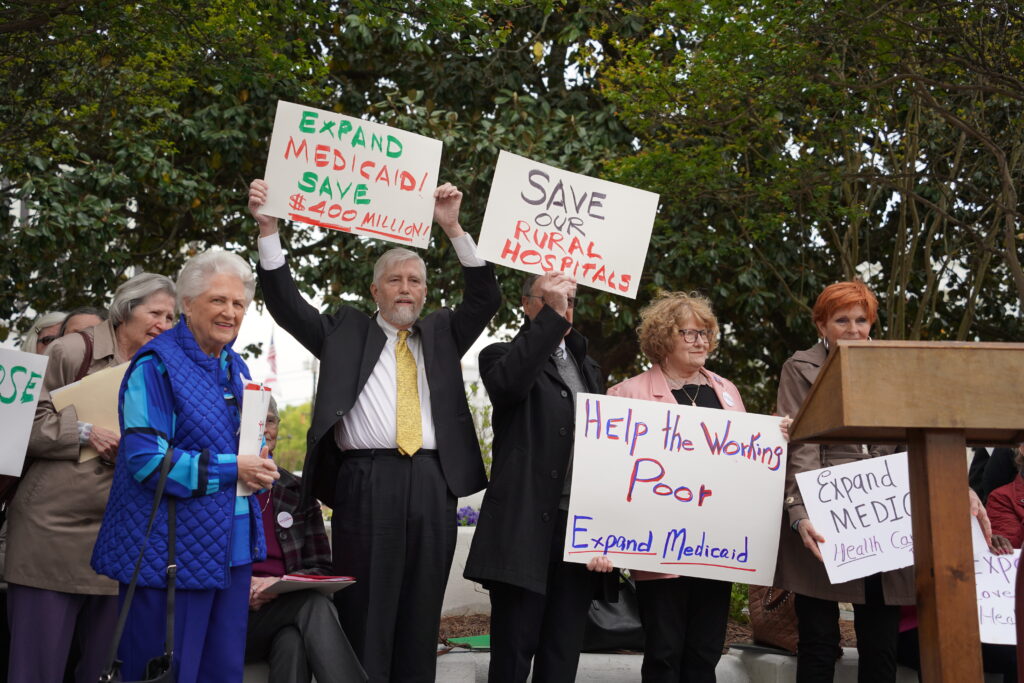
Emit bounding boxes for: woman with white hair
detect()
[7,272,176,683]
[20,310,67,355]
[92,250,279,682]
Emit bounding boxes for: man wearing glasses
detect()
[465,271,614,683]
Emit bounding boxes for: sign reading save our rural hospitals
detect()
[796,452,914,584]
[477,151,658,298]
[261,100,442,248]
[0,349,48,477]
[564,393,786,584]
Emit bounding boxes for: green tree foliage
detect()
[273,401,312,473]
[599,0,1024,409]
[0,0,646,382]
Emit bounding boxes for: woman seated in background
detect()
[608,290,788,683]
[246,397,366,683]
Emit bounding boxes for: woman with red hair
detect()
[774,281,914,682]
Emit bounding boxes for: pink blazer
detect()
[607,364,746,580]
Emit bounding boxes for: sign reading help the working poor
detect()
[477,151,658,298]
[0,348,48,477]
[796,452,914,584]
[261,100,443,248]
[564,393,786,584]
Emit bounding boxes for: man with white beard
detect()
[248,179,500,682]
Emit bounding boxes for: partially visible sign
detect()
[796,452,914,584]
[0,349,49,476]
[973,517,1019,645]
[478,151,658,298]
[564,393,786,585]
[261,100,443,248]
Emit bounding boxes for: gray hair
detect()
[109,273,177,328]
[266,395,279,423]
[20,311,67,352]
[521,274,541,298]
[177,249,255,308]
[59,306,109,335]
[373,248,426,287]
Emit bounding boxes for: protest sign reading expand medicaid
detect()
[477,151,658,298]
[261,100,443,248]
[0,349,48,477]
[796,452,914,584]
[973,516,1019,645]
[564,393,786,584]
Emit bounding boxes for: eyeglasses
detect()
[38,335,58,347]
[677,329,710,343]
[525,294,579,308]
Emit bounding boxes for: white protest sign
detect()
[237,383,273,496]
[564,393,786,584]
[477,151,658,298]
[261,100,443,248]
[972,516,1019,645]
[0,349,49,477]
[796,452,913,584]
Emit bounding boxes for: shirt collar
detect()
[375,314,416,340]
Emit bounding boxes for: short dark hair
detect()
[59,307,108,336]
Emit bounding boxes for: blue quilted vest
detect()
[91,321,266,589]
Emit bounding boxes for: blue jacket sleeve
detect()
[121,353,238,498]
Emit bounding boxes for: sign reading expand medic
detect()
[563,394,786,584]
[261,100,443,248]
[796,452,914,584]
[477,151,658,298]
[0,349,48,477]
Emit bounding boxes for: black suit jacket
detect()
[464,306,605,595]
[257,259,501,507]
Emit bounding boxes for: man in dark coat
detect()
[465,271,613,683]
[248,179,500,683]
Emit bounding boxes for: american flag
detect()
[265,330,278,391]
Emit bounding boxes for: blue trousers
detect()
[117,564,251,683]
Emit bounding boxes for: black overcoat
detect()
[464,306,605,595]
[256,260,500,508]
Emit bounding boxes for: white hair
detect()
[20,311,67,352]
[177,249,255,308]
[373,248,426,287]
[108,273,177,327]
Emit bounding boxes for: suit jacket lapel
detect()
[357,317,388,392]
[416,320,434,378]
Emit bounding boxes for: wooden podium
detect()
[789,340,1024,682]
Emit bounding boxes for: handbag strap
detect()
[99,445,176,682]
[73,330,93,382]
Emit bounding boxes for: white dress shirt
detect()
[257,230,486,451]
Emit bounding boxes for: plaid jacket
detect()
[271,468,332,575]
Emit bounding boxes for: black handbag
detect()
[582,573,645,652]
[98,446,177,682]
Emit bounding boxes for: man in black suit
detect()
[465,271,613,683]
[248,179,500,683]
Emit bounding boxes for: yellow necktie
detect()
[395,329,422,456]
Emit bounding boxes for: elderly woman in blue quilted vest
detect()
[92,249,280,682]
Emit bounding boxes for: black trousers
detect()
[331,450,456,683]
[246,590,366,683]
[487,509,598,683]
[794,574,900,683]
[635,576,731,683]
